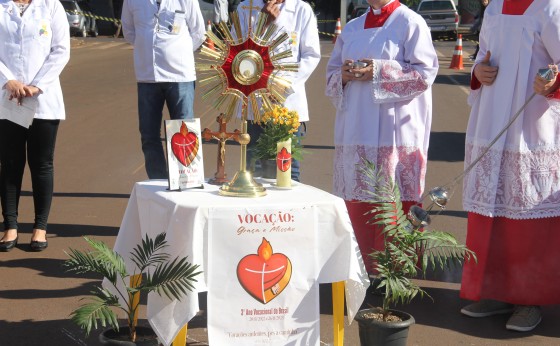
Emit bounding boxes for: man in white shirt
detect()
[237,0,321,181]
[121,0,206,179]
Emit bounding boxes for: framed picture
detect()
[164,119,205,190]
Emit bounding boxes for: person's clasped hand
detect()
[533,64,559,96]
[4,80,40,105]
[473,51,498,86]
[262,0,283,24]
[341,59,374,86]
[5,80,27,104]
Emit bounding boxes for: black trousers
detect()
[0,119,60,231]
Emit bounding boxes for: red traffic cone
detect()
[333,18,341,44]
[449,34,464,70]
[205,20,215,51]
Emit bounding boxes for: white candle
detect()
[276,137,292,187]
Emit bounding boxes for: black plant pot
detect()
[99,326,159,346]
[355,308,415,346]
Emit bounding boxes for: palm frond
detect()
[64,241,127,285]
[130,232,169,271]
[69,286,121,337]
[142,257,201,301]
[417,231,476,272]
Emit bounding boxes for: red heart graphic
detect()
[237,238,292,304]
[276,147,291,172]
[171,122,199,167]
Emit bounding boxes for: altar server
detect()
[0,0,70,252]
[325,0,438,274]
[236,0,321,181]
[459,0,560,332]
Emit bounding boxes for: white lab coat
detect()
[0,0,70,120]
[463,0,560,219]
[236,0,321,122]
[325,5,438,202]
[121,0,206,83]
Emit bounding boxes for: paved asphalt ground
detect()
[0,33,559,346]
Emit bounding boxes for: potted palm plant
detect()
[354,160,476,346]
[64,232,201,345]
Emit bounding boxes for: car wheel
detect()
[79,26,87,37]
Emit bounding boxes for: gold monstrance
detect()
[196,2,298,197]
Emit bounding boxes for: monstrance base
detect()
[219,170,267,197]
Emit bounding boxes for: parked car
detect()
[415,0,458,37]
[60,0,98,37]
[349,4,368,20]
[347,0,368,20]
[199,0,217,25]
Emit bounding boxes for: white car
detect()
[60,0,98,37]
[415,0,459,37]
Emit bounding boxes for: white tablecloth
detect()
[112,180,368,346]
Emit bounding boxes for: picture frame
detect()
[164,118,205,190]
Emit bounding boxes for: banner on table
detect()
[164,119,204,190]
[208,206,319,346]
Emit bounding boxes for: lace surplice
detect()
[325,7,438,201]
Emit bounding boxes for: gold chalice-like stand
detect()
[219,118,266,197]
[196,8,298,197]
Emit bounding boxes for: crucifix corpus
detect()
[202,114,241,185]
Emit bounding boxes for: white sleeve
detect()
[0,63,16,89]
[325,34,345,111]
[121,0,135,45]
[186,0,206,50]
[370,17,438,103]
[293,6,320,85]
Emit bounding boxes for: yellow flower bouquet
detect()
[252,105,303,161]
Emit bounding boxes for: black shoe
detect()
[30,240,48,252]
[0,237,18,252]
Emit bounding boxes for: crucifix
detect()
[202,114,241,185]
[240,3,261,11]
